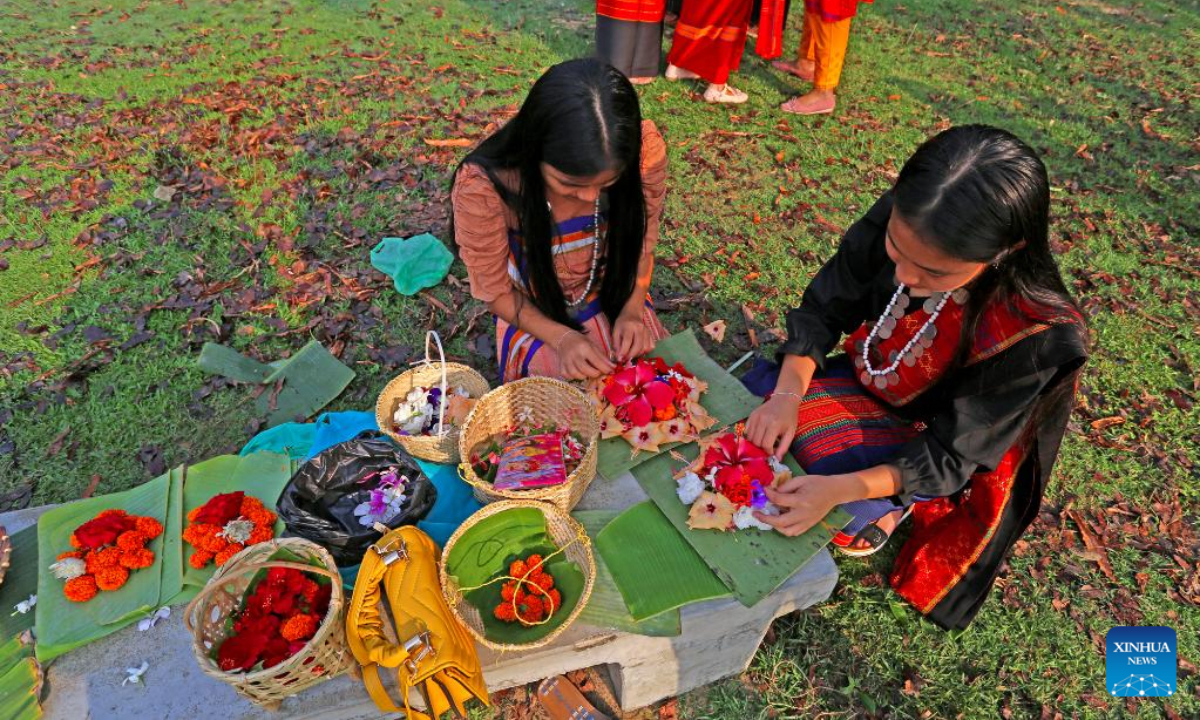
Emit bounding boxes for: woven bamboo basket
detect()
[439,499,595,651]
[457,376,600,511]
[376,331,490,464]
[184,538,354,710]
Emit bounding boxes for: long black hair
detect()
[453,58,646,330]
[893,124,1085,360]
[893,125,1087,458]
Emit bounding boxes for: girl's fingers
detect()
[775,427,795,461]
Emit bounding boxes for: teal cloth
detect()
[307,411,379,460]
[370,234,453,295]
[239,422,318,460]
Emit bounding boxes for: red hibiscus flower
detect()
[703,432,769,469]
[73,513,135,550]
[194,491,245,527]
[717,477,753,507]
[603,361,677,427]
[217,628,270,672]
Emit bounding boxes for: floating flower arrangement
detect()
[182,492,277,569]
[51,509,163,602]
[675,427,790,532]
[587,357,715,454]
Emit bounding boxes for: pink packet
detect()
[493,433,568,491]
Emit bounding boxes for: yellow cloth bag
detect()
[346,526,489,719]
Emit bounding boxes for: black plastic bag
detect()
[276,437,437,566]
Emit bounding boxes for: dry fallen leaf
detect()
[703,319,727,343]
[445,395,476,425]
[422,137,473,148]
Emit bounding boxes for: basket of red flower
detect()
[184,538,353,709]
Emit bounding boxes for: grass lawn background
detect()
[0,0,1197,717]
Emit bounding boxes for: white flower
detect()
[11,594,36,616]
[515,406,535,426]
[768,456,789,474]
[218,518,255,544]
[733,506,774,531]
[138,606,171,632]
[676,472,706,505]
[50,558,86,580]
[705,466,719,483]
[354,485,408,527]
[122,661,149,686]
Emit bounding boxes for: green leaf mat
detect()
[594,501,731,621]
[597,329,760,480]
[631,446,851,607]
[34,468,174,662]
[572,510,681,636]
[198,340,355,427]
[444,507,585,645]
[0,638,41,720]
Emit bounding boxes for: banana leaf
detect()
[178,452,296,593]
[34,469,173,662]
[594,501,732,621]
[0,651,41,720]
[159,465,186,606]
[0,527,38,641]
[444,507,585,645]
[597,330,760,480]
[572,510,680,636]
[631,445,851,608]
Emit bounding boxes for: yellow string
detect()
[455,531,590,628]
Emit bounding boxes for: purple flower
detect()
[368,489,388,516]
[750,480,768,510]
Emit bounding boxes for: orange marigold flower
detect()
[87,546,122,573]
[187,506,203,523]
[189,550,215,569]
[214,544,244,566]
[300,579,320,604]
[248,527,274,545]
[57,550,84,561]
[135,516,164,539]
[97,509,128,519]
[246,508,275,526]
[521,595,544,616]
[529,572,555,592]
[120,548,155,570]
[117,530,148,552]
[524,554,544,573]
[280,613,319,642]
[500,582,518,602]
[546,588,562,615]
[240,495,265,514]
[199,533,228,554]
[69,533,83,549]
[95,565,130,591]
[509,559,527,579]
[64,575,99,602]
[493,603,517,622]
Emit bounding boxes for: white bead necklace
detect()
[547,197,603,308]
[858,283,968,390]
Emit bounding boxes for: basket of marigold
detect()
[182,491,277,569]
[184,538,353,709]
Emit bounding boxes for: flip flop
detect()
[835,506,913,558]
[537,674,613,720]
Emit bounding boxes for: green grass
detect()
[0,0,1197,717]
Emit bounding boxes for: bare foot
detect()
[629,76,656,86]
[780,89,836,115]
[771,59,815,82]
[665,63,701,81]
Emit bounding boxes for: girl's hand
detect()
[746,393,801,460]
[612,308,655,362]
[756,474,847,537]
[558,330,616,380]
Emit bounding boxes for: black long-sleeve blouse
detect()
[779,192,1088,503]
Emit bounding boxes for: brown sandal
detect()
[537,674,613,720]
